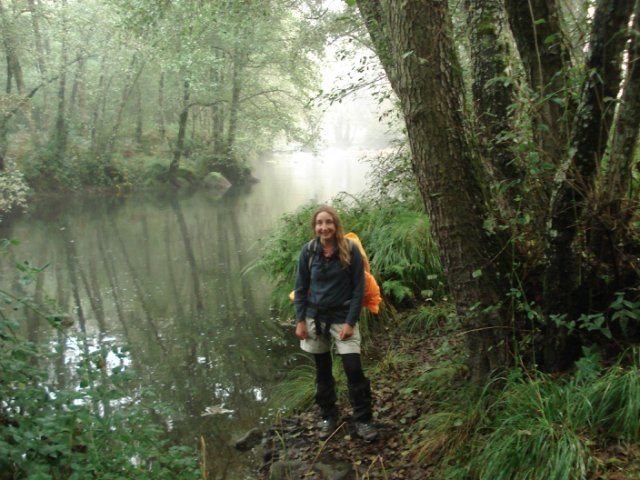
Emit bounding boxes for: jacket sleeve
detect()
[293,243,311,322]
[345,242,365,326]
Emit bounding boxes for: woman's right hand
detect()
[295,321,309,340]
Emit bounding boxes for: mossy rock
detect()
[203,171,232,191]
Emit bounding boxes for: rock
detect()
[268,458,352,480]
[268,460,306,479]
[203,172,232,191]
[233,428,262,452]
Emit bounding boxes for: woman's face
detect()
[314,211,337,244]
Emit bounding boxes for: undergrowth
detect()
[408,340,640,479]
[268,299,640,479]
[0,240,202,480]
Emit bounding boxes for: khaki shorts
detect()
[300,318,362,355]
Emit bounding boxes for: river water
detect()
[0,149,371,478]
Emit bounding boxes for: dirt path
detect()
[255,325,446,479]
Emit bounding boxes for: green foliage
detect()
[392,327,640,480]
[246,191,444,323]
[268,354,352,414]
[469,373,593,480]
[435,350,640,479]
[0,248,201,479]
[0,161,29,221]
[584,349,640,441]
[268,358,317,413]
[404,303,457,334]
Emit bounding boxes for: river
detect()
[0,148,372,478]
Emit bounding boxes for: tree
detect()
[0,0,325,191]
[354,0,640,382]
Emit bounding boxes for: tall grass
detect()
[585,348,640,441]
[245,194,444,325]
[469,374,593,480]
[393,338,640,479]
[267,353,355,414]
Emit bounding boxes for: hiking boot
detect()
[317,417,338,440]
[355,422,378,442]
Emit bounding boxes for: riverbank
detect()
[250,313,465,479]
[244,308,640,479]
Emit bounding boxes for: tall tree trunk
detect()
[169,78,190,179]
[210,63,225,158]
[604,0,640,202]
[465,0,519,183]
[158,71,167,143]
[27,0,48,133]
[68,54,86,134]
[52,0,69,166]
[357,0,511,384]
[541,0,635,369]
[101,55,145,166]
[135,83,143,146]
[505,0,573,203]
[90,55,108,155]
[225,46,245,165]
[0,0,30,169]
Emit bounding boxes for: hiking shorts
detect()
[300,318,361,355]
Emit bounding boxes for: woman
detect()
[293,205,378,442]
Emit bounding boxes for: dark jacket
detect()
[294,238,365,326]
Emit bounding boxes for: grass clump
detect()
[428,351,640,479]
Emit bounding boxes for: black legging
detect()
[314,351,366,385]
[314,351,372,422]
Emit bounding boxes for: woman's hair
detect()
[311,205,351,269]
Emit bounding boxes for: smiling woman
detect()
[293,205,378,442]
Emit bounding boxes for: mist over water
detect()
[0,148,373,478]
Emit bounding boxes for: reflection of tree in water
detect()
[0,191,292,477]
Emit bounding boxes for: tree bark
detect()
[544,0,634,310]
[604,0,640,202]
[505,0,573,202]
[170,78,190,179]
[465,0,520,184]
[356,0,510,384]
[540,0,635,369]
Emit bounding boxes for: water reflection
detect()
[0,149,370,478]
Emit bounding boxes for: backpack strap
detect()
[307,238,355,270]
[306,238,317,271]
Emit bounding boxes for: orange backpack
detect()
[289,232,382,314]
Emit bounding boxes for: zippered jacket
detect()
[293,238,365,326]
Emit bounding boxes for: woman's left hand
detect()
[339,323,354,340]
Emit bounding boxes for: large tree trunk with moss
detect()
[357,0,640,379]
[465,0,519,184]
[505,0,573,182]
[356,0,511,384]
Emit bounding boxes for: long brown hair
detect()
[311,205,351,269]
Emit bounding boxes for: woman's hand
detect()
[295,321,309,340]
[339,323,354,340]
